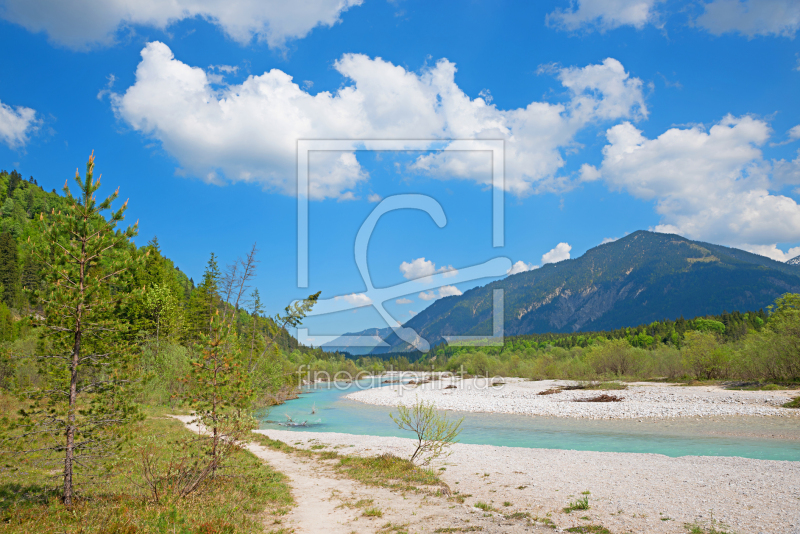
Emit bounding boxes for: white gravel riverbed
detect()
[346,377,800,420]
[257,428,800,534]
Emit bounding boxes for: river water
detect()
[258,379,800,461]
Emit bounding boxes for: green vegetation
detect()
[0,156,328,531]
[249,433,448,494]
[563,496,590,513]
[322,293,800,387]
[565,526,611,534]
[684,517,732,534]
[473,501,495,512]
[390,400,464,464]
[0,407,292,534]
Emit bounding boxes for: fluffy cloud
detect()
[587,114,800,254]
[112,43,647,199]
[0,0,362,50]
[419,285,462,301]
[396,297,412,304]
[542,243,572,264]
[696,0,800,38]
[334,292,372,306]
[399,257,458,283]
[506,260,537,275]
[547,0,662,31]
[790,125,800,141]
[743,244,800,262]
[0,99,38,149]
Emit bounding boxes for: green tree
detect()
[682,331,729,380]
[21,153,141,506]
[0,232,18,307]
[141,283,182,358]
[186,253,221,341]
[390,400,463,464]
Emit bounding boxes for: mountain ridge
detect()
[324,231,800,354]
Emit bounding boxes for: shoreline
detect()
[345,377,800,420]
[256,428,800,534]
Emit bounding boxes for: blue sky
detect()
[0,0,799,340]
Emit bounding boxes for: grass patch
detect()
[0,408,293,534]
[434,527,483,533]
[566,526,611,533]
[380,522,410,533]
[505,511,531,520]
[251,434,447,495]
[563,496,590,513]
[335,453,445,493]
[584,382,628,390]
[363,507,383,518]
[473,501,495,512]
[783,397,800,408]
[684,515,733,534]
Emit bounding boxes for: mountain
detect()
[788,255,800,266]
[322,326,394,356]
[326,231,800,354]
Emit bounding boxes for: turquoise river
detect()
[258,379,800,461]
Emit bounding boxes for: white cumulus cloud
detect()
[0,99,38,149]
[506,260,537,275]
[334,293,372,306]
[112,43,647,199]
[696,0,800,38]
[399,257,457,283]
[742,244,800,262]
[396,297,412,304]
[419,285,462,301]
[789,125,800,141]
[547,0,662,32]
[542,243,572,264]
[0,0,363,50]
[589,114,800,253]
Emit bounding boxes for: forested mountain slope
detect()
[335,231,800,354]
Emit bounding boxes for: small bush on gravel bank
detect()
[783,397,800,408]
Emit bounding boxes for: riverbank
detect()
[346,377,800,419]
[256,428,800,534]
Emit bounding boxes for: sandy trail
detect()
[175,415,556,534]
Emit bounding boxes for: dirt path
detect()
[246,438,566,534]
[174,416,556,533]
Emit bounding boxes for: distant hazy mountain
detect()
[325,231,800,354]
[788,255,800,266]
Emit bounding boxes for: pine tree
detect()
[186,253,221,341]
[0,233,19,307]
[20,153,141,506]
